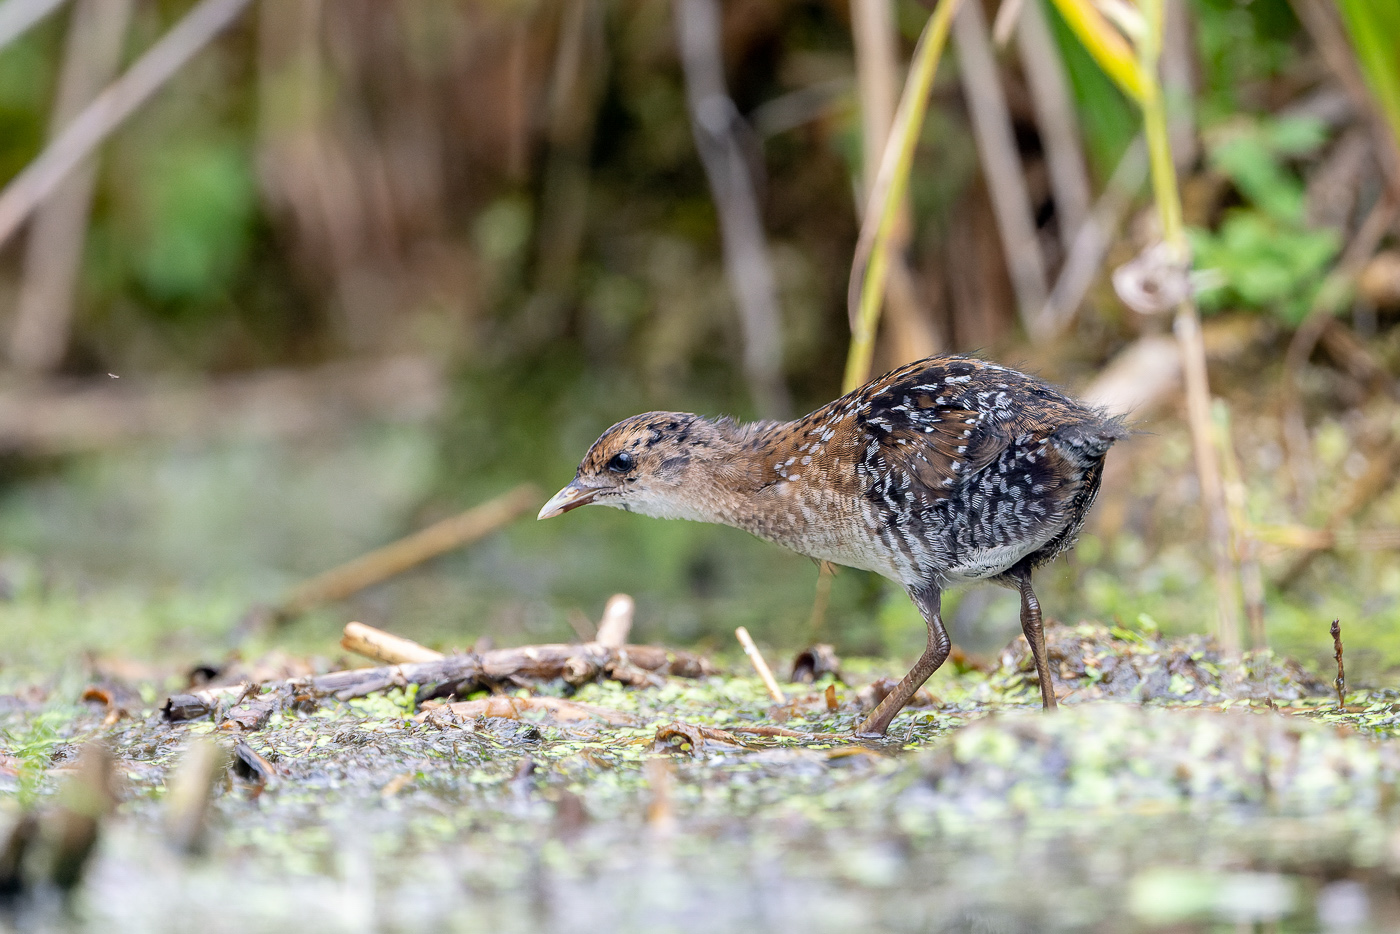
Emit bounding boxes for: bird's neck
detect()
[662,417,800,534]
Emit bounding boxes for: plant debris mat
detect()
[4,624,1400,933]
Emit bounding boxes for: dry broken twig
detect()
[341,597,647,678]
[220,696,275,733]
[163,640,715,723]
[594,594,635,649]
[341,621,444,665]
[1331,619,1346,710]
[273,484,539,622]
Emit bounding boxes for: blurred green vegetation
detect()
[1192,0,1301,123]
[1337,0,1400,143]
[0,0,1392,685]
[1191,116,1341,324]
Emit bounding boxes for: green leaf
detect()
[1205,117,1325,224]
[1189,211,1340,323]
[1264,115,1328,155]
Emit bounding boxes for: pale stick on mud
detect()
[595,594,634,648]
[341,621,444,665]
[735,626,786,703]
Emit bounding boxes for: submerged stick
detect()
[422,696,638,727]
[727,724,847,740]
[275,484,538,621]
[735,626,786,703]
[163,738,230,854]
[644,757,676,835]
[1331,619,1345,709]
[0,812,38,900]
[49,743,115,892]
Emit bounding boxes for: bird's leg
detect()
[857,585,948,736]
[1014,569,1057,710]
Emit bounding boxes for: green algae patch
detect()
[4,629,1400,932]
[907,704,1400,819]
[984,621,1330,704]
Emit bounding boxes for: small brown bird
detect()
[539,355,1124,734]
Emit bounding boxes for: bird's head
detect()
[538,412,732,521]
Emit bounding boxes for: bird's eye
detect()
[607,452,635,473]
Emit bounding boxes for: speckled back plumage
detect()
[717,356,1123,587]
[553,355,1123,590]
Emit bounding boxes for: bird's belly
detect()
[746,494,919,582]
[934,500,1078,583]
[939,536,1050,583]
[741,488,1070,585]
[793,536,912,580]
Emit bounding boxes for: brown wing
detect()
[869,403,1010,502]
[850,363,1014,503]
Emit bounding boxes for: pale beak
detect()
[538,480,601,519]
